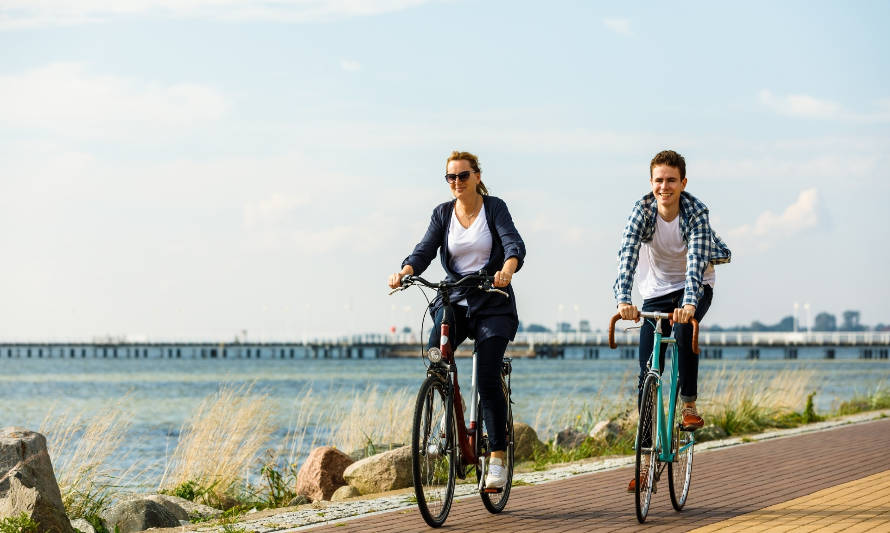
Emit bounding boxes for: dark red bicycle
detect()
[390,273,514,528]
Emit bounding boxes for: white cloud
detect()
[0,63,227,135]
[603,17,631,36]
[340,59,362,72]
[728,188,823,251]
[0,0,435,29]
[759,90,890,123]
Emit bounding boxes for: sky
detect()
[1,1,889,341]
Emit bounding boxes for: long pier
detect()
[0,331,888,361]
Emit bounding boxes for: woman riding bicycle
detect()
[387,150,525,490]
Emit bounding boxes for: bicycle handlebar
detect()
[608,312,699,354]
[390,273,509,298]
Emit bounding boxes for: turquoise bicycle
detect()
[610,311,700,523]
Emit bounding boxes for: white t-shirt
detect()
[638,214,715,300]
[448,205,492,306]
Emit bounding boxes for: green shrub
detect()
[0,513,38,533]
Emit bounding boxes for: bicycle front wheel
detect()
[480,377,514,513]
[668,397,694,511]
[635,374,659,524]
[411,375,456,528]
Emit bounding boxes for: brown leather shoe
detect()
[681,405,704,429]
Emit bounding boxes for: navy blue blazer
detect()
[402,195,526,340]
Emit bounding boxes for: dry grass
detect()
[328,386,414,454]
[159,384,275,500]
[698,367,815,434]
[40,405,138,520]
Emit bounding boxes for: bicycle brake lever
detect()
[480,285,509,298]
[388,286,407,295]
[623,324,642,332]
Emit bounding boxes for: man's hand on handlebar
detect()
[672,304,696,324]
[617,302,639,322]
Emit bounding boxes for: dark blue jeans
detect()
[638,285,713,403]
[428,305,509,451]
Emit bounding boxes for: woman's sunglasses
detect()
[445,170,473,183]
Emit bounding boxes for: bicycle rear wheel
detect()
[668,397,694,511]
[635,374,659,524]
[480,375,513,513]
[411,375,456,528]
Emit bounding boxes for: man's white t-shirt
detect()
[448,205,492,306]
[638,214,715,300]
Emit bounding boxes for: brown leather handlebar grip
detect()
[609,313,699,354]
[608,313,621,349]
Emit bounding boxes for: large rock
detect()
[69,519,95,533]
[695,424,729,442]
[342,445,412,495]
[101,499,180,533]
[513,423,543,461]
[121,493,222,522]
[589,420,621,442]
[330,485,360,501]
[0,427,74,533]
[296,446,354,501]
[555,427,587,449]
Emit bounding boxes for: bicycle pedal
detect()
[482,487,503,494]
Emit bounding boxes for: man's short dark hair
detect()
[650,150,686,180]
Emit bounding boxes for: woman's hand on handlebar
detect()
[493,257,518,288]
[388,266,414,289]
[672,304,696,324]
[617,302,639,322]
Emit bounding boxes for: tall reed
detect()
[40,405,137,521]
[698,367,815,434]
[328,386,413,454]
[159,384,274,501]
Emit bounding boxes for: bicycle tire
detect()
[411,375,456,528]
[635,374,659,524]
[480,375,514,513]
[668,396,694,511]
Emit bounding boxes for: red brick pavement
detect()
[305,418,890,532]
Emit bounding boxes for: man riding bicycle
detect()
[613,150,731,491]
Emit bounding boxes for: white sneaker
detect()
[484,457,507,489]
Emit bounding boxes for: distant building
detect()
[526,323,551,333]
[842,310,864,331]
[813,312,837,331]
[579,320,591,333]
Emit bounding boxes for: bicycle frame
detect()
[644,316,694,464]
[437,303,480,465]
[610,311,699,464]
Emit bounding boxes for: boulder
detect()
[101,499,180,533]
[512,423,543,461]
[555,427,587,449]
[0,427,74,533]
[347,443,405,461]
[69,519,95,533]
[589,420,621,442]
[695,424,729,442]
[330,485,360,501]
[124,494,221,521]
[342,445,412,495]
[286,495,310,507]
[295,446,354,501]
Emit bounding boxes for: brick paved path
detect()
[305,418,890,532]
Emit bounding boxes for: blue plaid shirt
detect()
[613,191,731,308]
